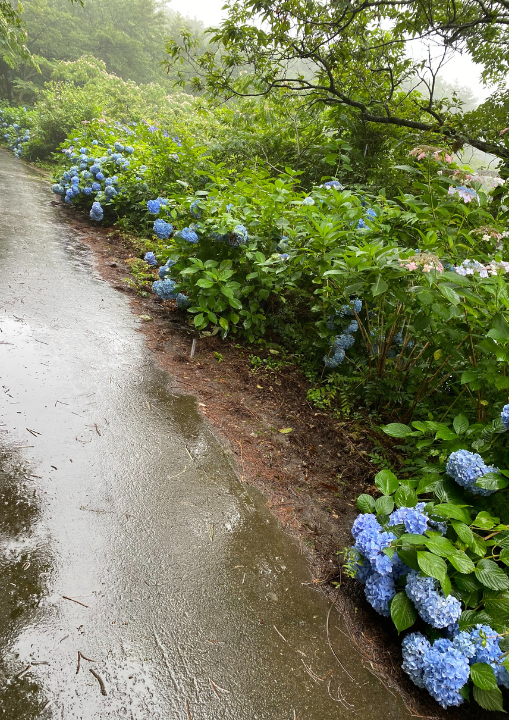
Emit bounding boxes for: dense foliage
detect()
[2,7,509,709]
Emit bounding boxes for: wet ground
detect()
[0,149,408,719]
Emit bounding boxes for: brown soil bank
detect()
[59,208,494,720]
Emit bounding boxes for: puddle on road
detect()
[0,149,408,718]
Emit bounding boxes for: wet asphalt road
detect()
[0,150,408,719]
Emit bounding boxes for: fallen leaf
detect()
[279,428,293,434]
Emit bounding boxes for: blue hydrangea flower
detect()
[226,203,234,212]
[90,202,103,222]
[126,146,134,154]
[366,208,377,219]
[501,404,509,430]
[302,196,315,205]
[365,573,395,616]
[144,252,158,266]
[279,253,290,260]
[152,278,177,300]
[83,187,92,196]
[157,197,168,206]
[446,449,498,496]
[52,184,64,195]
[147,199,161,215]
[405,570,462,628]
[495,664,509,689]
[190,200,202,219]
[422,642,469,708]
[340,299,362,316]
[114,142,124,152]
[389,503,428,535]
[92,182,101,192]
[346,320,358,333]
[229,224,249,246]
[176,293,190,310]
[90,164,101,175]
[352,513,381,539]
[356,218,367,229]
[153,219,173,240]
[402,632,431,688]
[158,260,175,280]
[105,178,113,187]
[324,348,345,368]
[71,176,79,186]
[181,227,199,244]
[354,555,372,584]
[469,625,503,665]
[105,186,117,198]
[96,172,105,181]
[92,140,98,146]
[353,518,395,576]
[392,552,411,581]
[323,180,344,190]
[334,333,355,350]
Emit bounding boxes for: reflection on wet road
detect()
[0,150,408,719]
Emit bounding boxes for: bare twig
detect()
[186,699,193,719]
[62,596,89,608]
[89,668,107,696]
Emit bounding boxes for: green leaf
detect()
[461,370,479,385]
[452,520,474,546]
[196,278,215,288]
[371,275,388,297]
[417,551,447,582]
[396,546,420,572]
[456,575,482,592]
[433,504,471,524]
[395,485,417,508]
[472,686,506,712]
[435,427,458,441]
[381,423,413,438]
[374,469,399,496]
[472,512,496,530]
[500,549,509,566]
[399,534,427,545]
[449,552,476,574]
[475,473,509,491]
[357,494,376,513]
[459,609,493,631]
[219,317,229,331]
[471,534,487,558]
[490,312,509,341]
[471,663,498,690]
[424,536,456,557]
[485,594,509,622]
[439,285,461,305]
[475,559,509,591]
[390,591,417,633]
[453,414,469,435]
[375,496,395,515]
[417,475,441,494]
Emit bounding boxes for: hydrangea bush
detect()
[347,403,509,712]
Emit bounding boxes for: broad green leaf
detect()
[424,536,456,557]
[219,317,229,331]
[396,546,420,572]
[417,551,447,582]
[375,495,394,515]
[440,573,452,597]
[475,473,509,491]
[472,511,496,530]
[433,504,471,524]
[374,469,399,496]
[453,414,469,435]
[455,574,482,592]
[399,534,427,545]
[381,423,413,438]
[471,663,498,690]
[395,485,417,508]
[459,609,493,631]
[500,548,509,566]
[475,559,509,591]
[485,594,509,623]
[439,285,461,305]
[371,275,388,296]
[417,476,440,494]
[490,312,509,341]
[448,552,475,574]
[435,427,458,441]
[196,278,215,288]
[471,534,487,558]
[390,591,417,633]
[357,494,376,513]
[472,686,505,712]
[452,520,474,546]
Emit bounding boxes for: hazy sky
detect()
[168,0,491,102]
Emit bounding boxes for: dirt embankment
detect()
[59,210,488,720]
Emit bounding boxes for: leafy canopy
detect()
[164,0,509,163]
